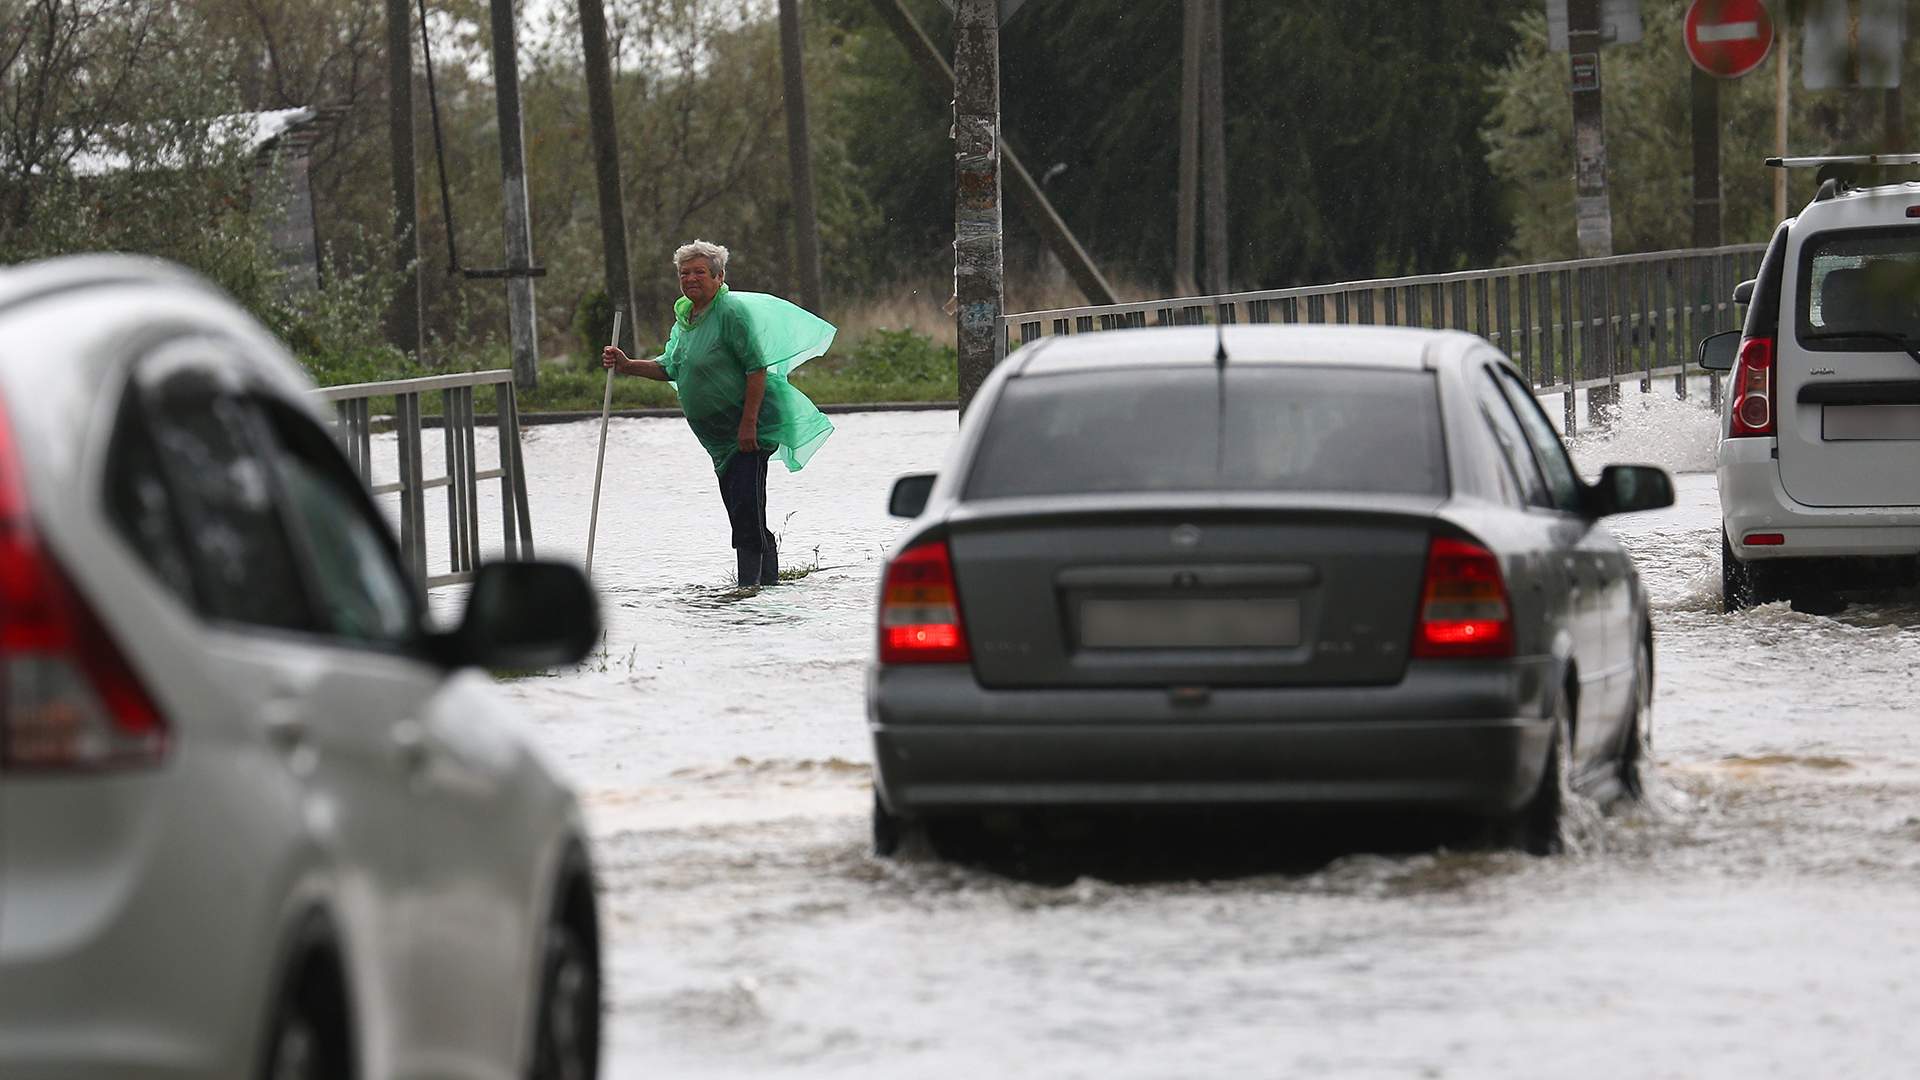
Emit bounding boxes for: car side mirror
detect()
[431,560,599,670]
[1733,278,1755,305]
[888,473,937,518]
[1588,464,1675,517]
[1698,329,1739,371]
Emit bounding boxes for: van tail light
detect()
[0,402,167,772]
[1412,536,1514,659]
[1728,336,1776,438]
[878,540,971,664]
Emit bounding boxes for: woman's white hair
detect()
[673,240,729,278]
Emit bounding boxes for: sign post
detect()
[1684,0,1775,247]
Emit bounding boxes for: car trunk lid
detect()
[949,496,1441,689]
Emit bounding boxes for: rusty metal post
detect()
[1692,65,1722,247]
[954,0,1002,414]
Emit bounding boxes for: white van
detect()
[1700,155,1920,611]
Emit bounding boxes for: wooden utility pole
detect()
[779,0,824,313]
[1567,0,1614,257]
[1199,0,1229,294]
[953,0,1001,414]
[578,0,634,349]
[1175,0,1202,295]
[384,0,421,356]
[489,0,540,391]
[1692,66,1722,246]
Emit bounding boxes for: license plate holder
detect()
[1076,596,1302,649]
[1823,404,1920,440]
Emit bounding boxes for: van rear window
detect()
[965,366,1447,499]
[1798,226,1920,350]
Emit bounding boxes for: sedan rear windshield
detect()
[965,366,1447,499]
[1798,225,1920,349]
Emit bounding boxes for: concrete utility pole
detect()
[384,0,421,356]
[953,0,1001,414]
[779,0,824,313]
[489,0,540,391]
[1199,0,1229,294]
[1175,0,1202,296]
[1567,0,1614,257]
[1889,87,1907,153]
[1691,66,1721,246]
[578,0,634,351]
[868,0,1116,308]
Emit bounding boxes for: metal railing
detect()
[1001,243,1767,435]
[316,370,535,589]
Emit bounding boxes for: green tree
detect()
[1484,0,1913,262]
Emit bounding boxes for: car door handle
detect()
[391,721,430,773]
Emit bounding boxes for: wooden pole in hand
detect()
[585,305,623,579]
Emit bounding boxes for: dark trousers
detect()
[718,449,778,586]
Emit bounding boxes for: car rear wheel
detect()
[1617,634,1653,800]
[530,920,600,1080]
[1502,687,1573,856]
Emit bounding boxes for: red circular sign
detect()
[1685,0,1775,78]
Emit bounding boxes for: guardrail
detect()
[315,369,534,589]
[1001,243,1767,435]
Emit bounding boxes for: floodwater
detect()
[375,392,1920,1078]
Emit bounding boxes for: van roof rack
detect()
[1766,153,1920,168]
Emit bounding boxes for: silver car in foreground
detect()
[869,326,1673,857]
[0,257,601,1079]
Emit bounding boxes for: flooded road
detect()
[384,395,1920,1077]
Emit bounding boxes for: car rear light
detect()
[1743,532,1785,546]
[0,402,167,771]
[1728,336,1775,438]
[1907,206,1920,218]
[878,540,971,664]
[1412,536,1514,659]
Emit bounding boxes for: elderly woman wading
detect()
[602,240,835,587]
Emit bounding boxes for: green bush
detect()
[574,287,615,359]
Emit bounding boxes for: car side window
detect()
[1493,369,1583,513]
[141,362,317,632]
[103,388,200,607]
[1474,368,1551,509]
[256,398,420,649]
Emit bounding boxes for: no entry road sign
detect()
[1685,0,1775,78]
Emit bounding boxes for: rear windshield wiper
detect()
[1801,330,1920,365]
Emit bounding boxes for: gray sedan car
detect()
[869,326,1673,856]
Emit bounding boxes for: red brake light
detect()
[879,540,971,664]
[1412,536,1514,659]
[1728,336,1775,438]
[1907,206,1920,217]
[1743,532,1785,546]
[0,403,167,772]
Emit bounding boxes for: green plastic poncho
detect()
[658,285,836,474]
